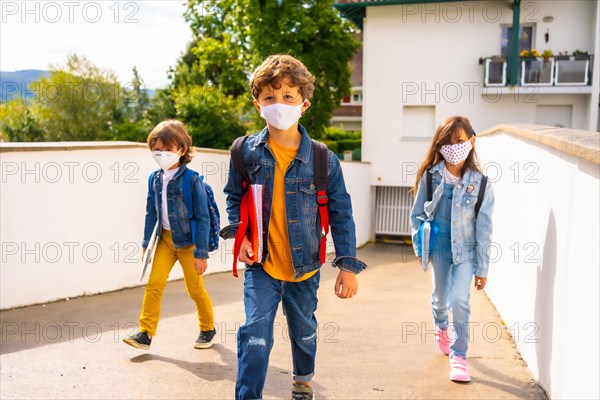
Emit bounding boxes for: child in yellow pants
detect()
[123,119,216,350]
[139,230,214,337]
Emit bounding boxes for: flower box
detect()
[484,58,507,87]
[555,57,590,85]
[521,57,554,86]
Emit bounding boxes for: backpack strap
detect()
[312,140,329,265]
[182,169,199,242]
[149,170,160,211]
[230,135,250,278]
[426,170,434,202]
[475,175,488,219]
[231,136,249,184]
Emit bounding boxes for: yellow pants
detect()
[139,229,214,336]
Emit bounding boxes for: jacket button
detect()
[455,203,459,207]
[310,183,315,190]
[466,199,471,205]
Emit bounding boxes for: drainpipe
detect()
[509,0,521,85]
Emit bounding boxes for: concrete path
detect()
[0,244,546,399]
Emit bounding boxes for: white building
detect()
[335,0,599,236]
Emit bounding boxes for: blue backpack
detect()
[151,169,220,252]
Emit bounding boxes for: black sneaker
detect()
[194,328,217,349]
[292,384,314,400]
[123,331,152,350]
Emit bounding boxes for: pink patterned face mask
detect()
[439,141,473,165]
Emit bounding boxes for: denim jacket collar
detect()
[157,162,188,181]
[430,160,476,187]
[257,124,311,165]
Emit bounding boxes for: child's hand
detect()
[238,236,255,264]
[141,247,147,262]
[194,258,208,275]
[474,276,487,290]
[334,270,358,299]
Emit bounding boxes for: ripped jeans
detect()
[235,265,320,400]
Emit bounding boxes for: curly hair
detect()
[250,54,316,100]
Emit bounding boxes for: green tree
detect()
[113,66,153,142]
[173,85,247,149]
[162,0,251,149]
[130,66,149,122]
[181,0,359,139]
[0,99,44,142]
[31,54,127,141]
[172,0,358,144]
[244,0,359,138]
[147,88,177,126]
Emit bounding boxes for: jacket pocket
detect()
[299,181,318,215]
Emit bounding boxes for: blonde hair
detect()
[250,55,316,100]
[147,119,193,164]
[412,115,480,195]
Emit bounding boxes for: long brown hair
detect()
[412,115,480,195]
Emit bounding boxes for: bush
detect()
[323,126,361,141]
[321,140,339,153]
[337,139,361,152]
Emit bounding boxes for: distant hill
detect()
[0,70,50,102]
[0,70,156,103]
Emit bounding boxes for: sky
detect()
[0,0,193,89]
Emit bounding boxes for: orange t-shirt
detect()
[263,136,318,282]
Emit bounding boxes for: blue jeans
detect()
[235,265,320,400]
[430,183,474,359]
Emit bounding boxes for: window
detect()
[501,25,534,57]
[402,106,435,140]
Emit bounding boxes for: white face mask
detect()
[259,101,305,130]
[152,150,181,171]
[439,141,473,165]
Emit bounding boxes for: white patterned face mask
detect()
[439,141,472,165]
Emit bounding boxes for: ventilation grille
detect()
[375,186,413,235]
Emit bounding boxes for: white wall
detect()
[362,0,598,188]
[477,130,599,400]
[0,143,372,309]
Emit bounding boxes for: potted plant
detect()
[542,49,554,63]
[555,50,590,85]
[520,49,540,60]
[520,49,553,86]
[573,50,590,60]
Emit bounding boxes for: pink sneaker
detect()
[435,326,451,355]
[449,356,471,382]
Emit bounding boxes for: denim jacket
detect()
[221,125,367,278]
[410,160,495,277]
[142,162,210,259]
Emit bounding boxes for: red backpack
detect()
[229,136,330,277]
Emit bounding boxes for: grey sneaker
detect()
[194,328,217,349]
[292,383,314,400]
[123,331,152,350]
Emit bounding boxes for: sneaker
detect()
[292,383,313,400]
[449,355,471,382]
[194,328,217,349]
[435,326,451,355]
[123,331,152,350]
